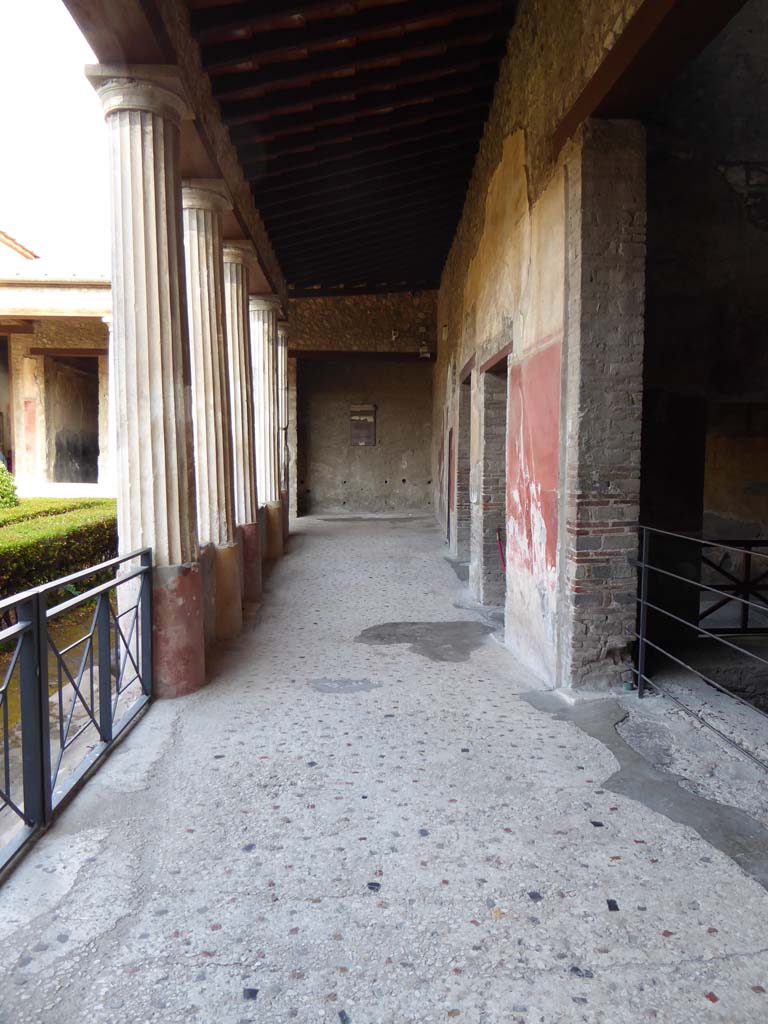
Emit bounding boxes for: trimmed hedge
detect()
[0,497,110,529]
[0,466,19,509]
[0,500,118,599]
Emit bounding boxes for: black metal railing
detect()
[698,538,768,633]
[632,527,768,770]
[0,549,152,875]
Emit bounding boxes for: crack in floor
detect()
[524,691,768,890]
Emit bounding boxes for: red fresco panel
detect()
[506,342,561,575]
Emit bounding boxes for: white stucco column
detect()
[249,295,282,558]
[277,319,289,541]
[182,180,242,640]
[88,64,205,698]
[223,243,261,599]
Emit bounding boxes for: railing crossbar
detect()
[636,559,768,619]
[640,526,768,561]
[113,603,141,695]
[700,555,743,588]
[642,598,768,668]
[46,566,146,619]
[0,621,30,646]
[628,628,768,725]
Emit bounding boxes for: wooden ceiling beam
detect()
[222,48,501,126]
[276,207,457,253]
[271,198,464,248]
[202,0,505,71]
[210,18,510,99]
[238,90,490,162]
[289,284,438,296]
[288,247,448,280]
[254,134,476,196]
[230,74,494,146]
[248,117,479,182]
[193,1,409,44]
[263,166,473,227]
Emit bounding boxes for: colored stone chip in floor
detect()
[0,516,767,1023]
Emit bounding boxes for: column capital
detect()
[182,179,232,213]
[86,64,191,125]
[249,295,281,314]
[223,240,257,267]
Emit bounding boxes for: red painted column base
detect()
[152,563,206,699]
[240,521,262,602]
[280,488,290,542]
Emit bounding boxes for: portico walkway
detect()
[1,517,767,1023]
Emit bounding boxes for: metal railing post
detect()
[96,595,113,743]
[636,527,650,699]
[18,592,52,828]
[139,550,153,698]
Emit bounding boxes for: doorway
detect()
[470,361,508,606]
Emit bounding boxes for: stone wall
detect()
[433,0,650,686]
[288,291,437,516]
[289,291,436,353]
[287,356,298,518]
[469,368,507,605]
[454,382,472,560]
[557,120,646,690]
[297,357,433,514]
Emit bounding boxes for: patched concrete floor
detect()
[1,515,768,1023]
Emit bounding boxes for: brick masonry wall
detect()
[454,383,472,560]
[429,0,650,687]
[470,370,508,605]
[557,120,646,689]
[287,357,297,518]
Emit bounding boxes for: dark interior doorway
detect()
[638,0,768,713]
[45,355,99,484]
[470,361,508,606]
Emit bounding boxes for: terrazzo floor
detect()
[0,515,767,1023]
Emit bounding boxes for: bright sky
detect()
[0,0,110,277]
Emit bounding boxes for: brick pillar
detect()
[470,367,508,605]
[557,119,646,689]
[287,357,298,520]
[455,380,472,561]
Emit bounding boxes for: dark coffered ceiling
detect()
[189,0,517,294]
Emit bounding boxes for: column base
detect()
[152,563,206,699]
[198,544,217,650]
[239,521,262,601]
[214,542,243,638]
[265,500,284,559]
[280,488,290,542]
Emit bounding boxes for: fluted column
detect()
[223,244,261,599]
[182,181,242,641]
[249,296,283,557]
[88,64,205,699]
[277,319,289,541]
